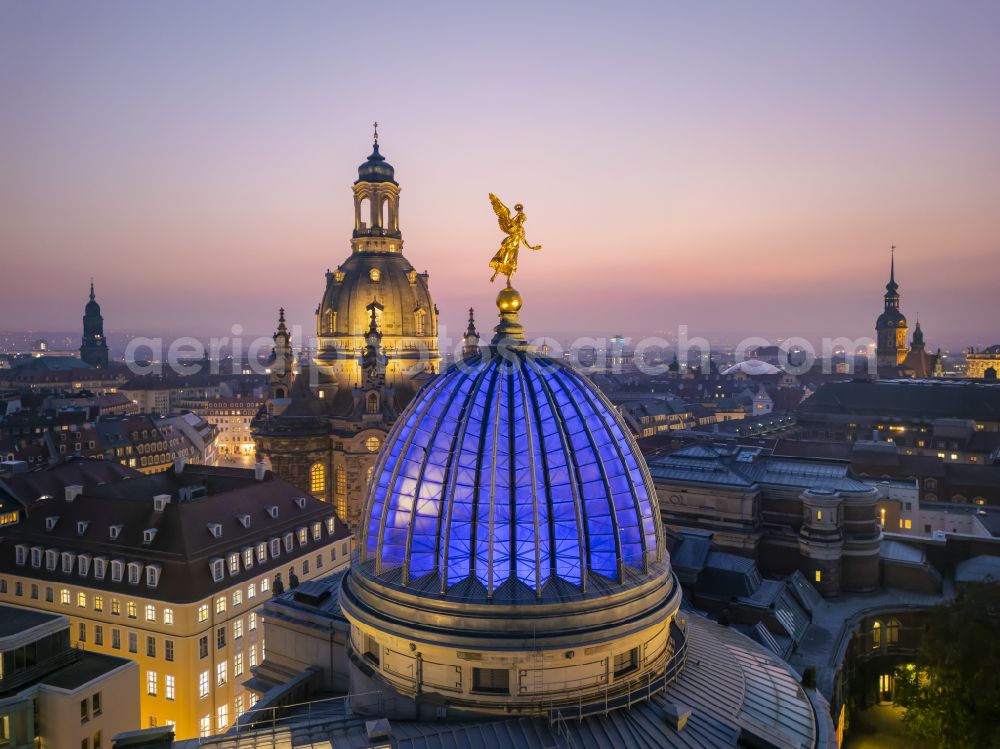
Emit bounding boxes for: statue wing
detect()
[489,193,515,234]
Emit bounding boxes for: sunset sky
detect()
[1,1,998,349]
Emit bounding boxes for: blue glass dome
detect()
[361,350,664,598]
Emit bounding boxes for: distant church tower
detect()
[80,280,109,368]
[269,307,294,400]
[875,249,908,373]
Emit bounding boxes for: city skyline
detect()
[2,1,999,345]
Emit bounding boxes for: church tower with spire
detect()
[80,280,109,368]
[314,126,440,393]
[875,248,908,374]
[268,308,294,400]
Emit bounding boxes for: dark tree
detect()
[894,582,1000,749]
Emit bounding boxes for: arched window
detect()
[335,466,347,520]
[274,388,285,399]
[886,618,900,645]
[379,196,390,231]
[924,478,937,490]
[871,620,882,649]
[310,463,326,496]
[414,308,427,336]
[356,197,371,231]
[366,392,379,415]
[366,465,374,487]
[324,309,336,335]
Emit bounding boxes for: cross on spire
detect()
[373,121,379,144]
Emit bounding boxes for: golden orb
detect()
[496,285,522,313]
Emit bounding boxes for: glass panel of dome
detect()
[547,372,618,578]
[523,365,582,586]
[490,368,514,590]
[519,372,551,589]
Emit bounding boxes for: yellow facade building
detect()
[0,462,351,740]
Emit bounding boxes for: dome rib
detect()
[438,359,499,592]
[522,362,590,589]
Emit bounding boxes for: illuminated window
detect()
[365,436,380,453]
[366,392,379,415]
[814,570,821,583]
[215,596,226,614]
[198,671,209,698]
[872,620,882,649]
[816,510,822,521]
[366,465,374,487]
[197,605,208,623]
[369,268,381,282]
[199,715,210,738]
[886,618,900,644]
[335,466,347,520]
[163,608,174,625]
[127,601,137,619]
[147,671,157,696]
[165,675,175,701]
[61,589,70,605]
[310,463,326,495]
[145,605,156,622]
[77,592,87,608]
[217,704,228,730]
[415,308,426,336]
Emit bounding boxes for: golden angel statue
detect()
[488,193,542,284]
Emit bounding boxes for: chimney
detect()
[65,485,83,503]
[174,457,187,474]
[254,462,267,481]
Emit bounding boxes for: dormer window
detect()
[207,523,223,539]
[256,541,267,563]
[109,525,123,541]
[78,554,91,577]
[30,547,42,568]
[266,506,279,520]
[297,527,308,546]
[127,561,142,585]
[76,520,89,537]
[45,515,59,531]
[110,559,125,582]
[269,537,281,558]
[294,497,307,510]
[146,564,161,588]
[93,556,107,580]
[15,545,27,566]
[61,551,74,574]
[143,529,158,546]
[45,549,58,571]
[242,547,253,569]
[283,532,294,553]
[225,552,239,576]
[153,495,171,512]
[311,522,321,541]
[209,558,225,583]
[325,516,335,535]
[237,513,251,529]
